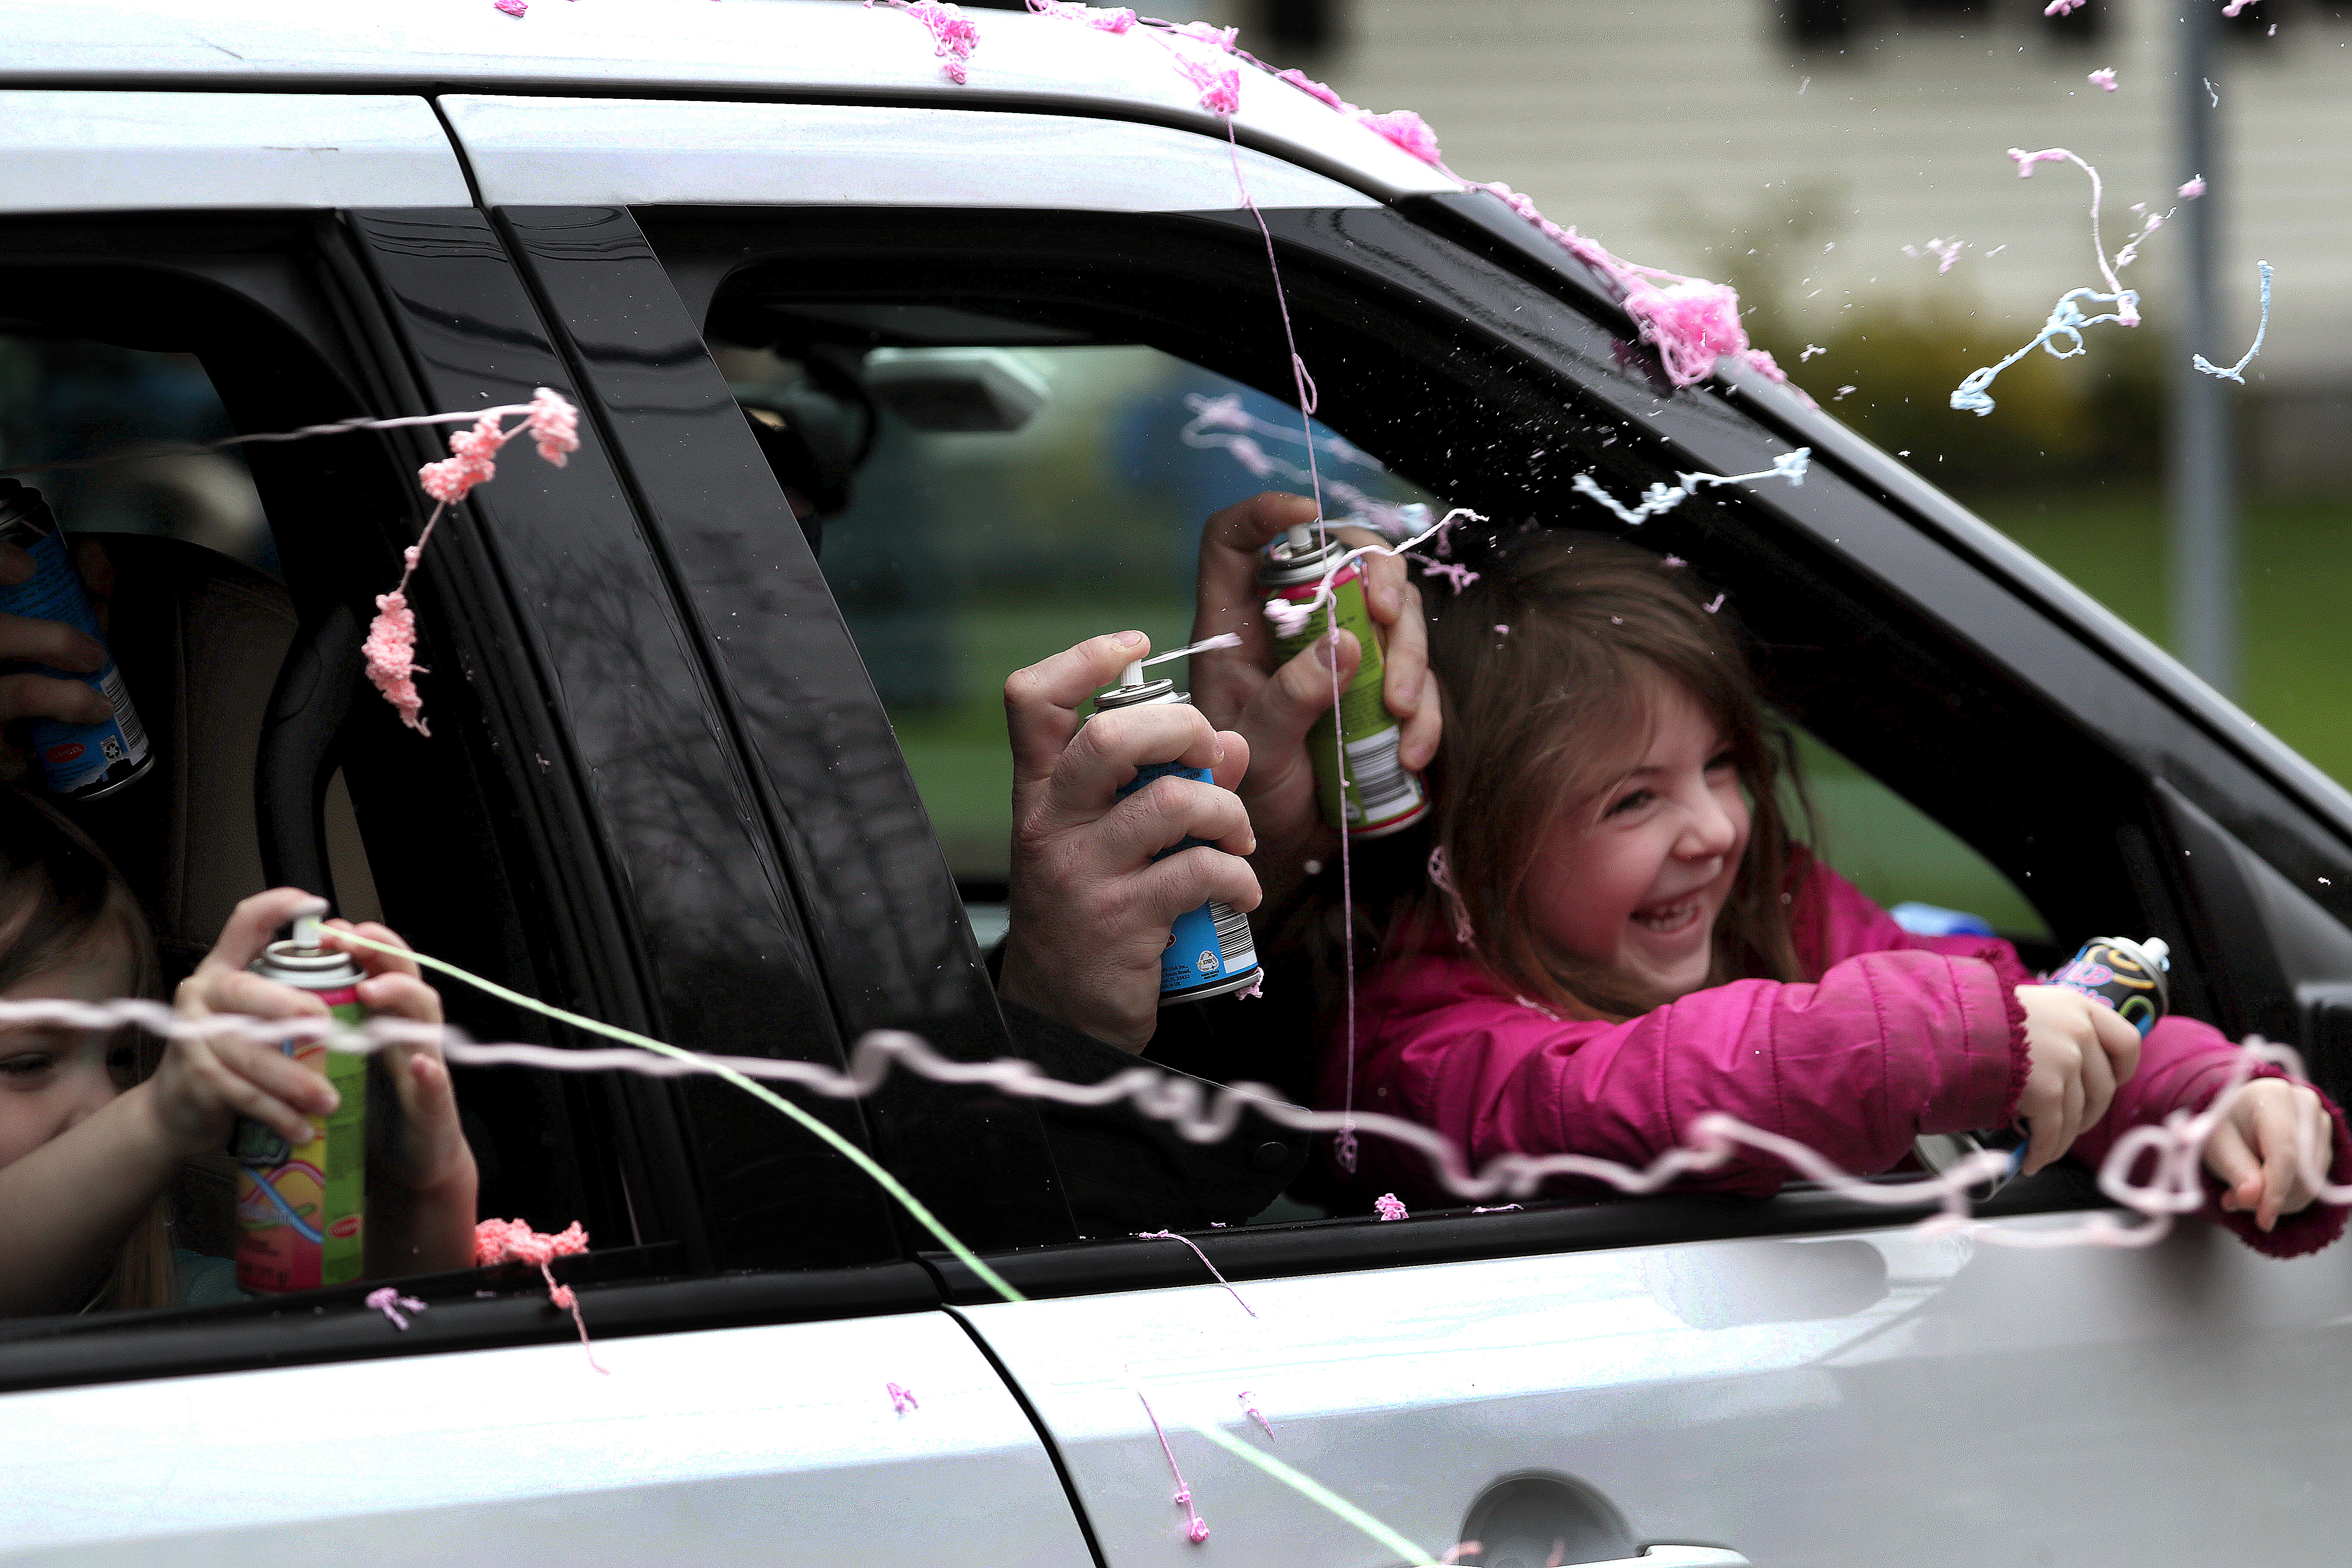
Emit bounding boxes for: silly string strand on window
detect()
[38,951,2348,1563]
[46,978,2349,1257]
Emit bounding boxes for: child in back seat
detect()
[1321,531,2352,1255]
[0,789,476,1313]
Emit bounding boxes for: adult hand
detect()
[999,631,1259,1053]
[2206,1076,2334,1231]
[2013,985,2144,1175]
[0,539,116,788]
[1186,492,1439,910]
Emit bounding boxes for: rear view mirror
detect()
[863,349,1047,432]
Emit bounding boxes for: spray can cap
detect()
[2139,937,2171,971]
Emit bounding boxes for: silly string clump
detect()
[365,389,580,735]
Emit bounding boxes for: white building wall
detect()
[1320,0,2352,394]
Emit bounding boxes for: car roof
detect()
[0,0,1458,202]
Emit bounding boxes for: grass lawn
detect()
[1973,487,2352,789]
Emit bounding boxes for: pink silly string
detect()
[1441,1544,1486,1565]
[1472,1204,1524,1213]
[1407,554,1480,593]
[2089,67,2118,92]
[1025,0,1136,30]
[1903,238,1969,275]
[2181,175,2209,199]
[1704,593,1726,613]
[366,389,581,734]
[1136,1230,1258,1316]
[1237,1389,1276,1439]
[867,0,980,84]
[31,999,2352,1253]
[1427,845,1475,948]
[364,1286,429,1330]
[887,1382,920,1414]
[1135,1384,1212,1544]
[1373,1192,1409,1221]
[475,1217,605,1373]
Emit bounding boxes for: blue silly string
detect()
[2193,260,2274,384]
[1951,286,2141,417]
[1951,147,2173,419]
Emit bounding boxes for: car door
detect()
[496,88,2352,1567]
[0,89,1094,1568]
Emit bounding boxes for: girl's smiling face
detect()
[1525,676,1750,1002]
[0,946,132,1173]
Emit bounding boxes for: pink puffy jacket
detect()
[1322,854,2352,1257]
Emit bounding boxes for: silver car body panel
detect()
[0,90,468,213]
[957,1216,2352,1567]
[440,94,1378,212]
[0,0,1458,205]
[0,1310,1092,1566]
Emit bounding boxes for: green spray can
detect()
[1259,527,1430,838]
[231,913,369,1292]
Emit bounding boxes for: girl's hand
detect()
[161,888,345,1159]
[2205,1077,2333,1231]
[316,920,473,1198]
[2014,985,2144,1175]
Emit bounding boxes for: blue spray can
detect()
[1093,671,1262,1005]
[0,481,151,801]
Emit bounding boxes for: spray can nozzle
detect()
[288,897,331,953]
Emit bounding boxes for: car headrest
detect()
[77,534,298,978]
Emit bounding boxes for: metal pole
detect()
[2168,0,2236,697]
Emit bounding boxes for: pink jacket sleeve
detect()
[1790,852,2035,992]
[2070,1014,2352,1259]
[1344,945,2026,1204]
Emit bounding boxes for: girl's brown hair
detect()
[1336,531,1811,1020]
[0,787,172,1312]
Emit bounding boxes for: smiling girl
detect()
[1318,532,2352,1255]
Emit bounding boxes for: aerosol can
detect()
[1093,668,1263,1005]
[233,911,370,1292]
[0,480,151,801]
[1259,524,1428,838]
[1914,934,2172,1193]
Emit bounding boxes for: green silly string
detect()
[335,930,1441,1566]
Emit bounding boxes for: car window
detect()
[715,336,1439,940]
[654,199,2150,1252]
[1795,729,2052,948]
[0,228,669,1334]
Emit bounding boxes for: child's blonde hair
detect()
[1330,532,1814,1022]
[0,788,172,1311]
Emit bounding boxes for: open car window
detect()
[649,199,2146,1255]
[0,220,682,1349]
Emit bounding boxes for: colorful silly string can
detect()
[0,480,151,801]
[233,927,369,1293]
[2050,934,2172,1037]
[1093,675,1262,1005]
[1259,530,1428,838]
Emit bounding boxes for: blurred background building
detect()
[1252,0,2352,784]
